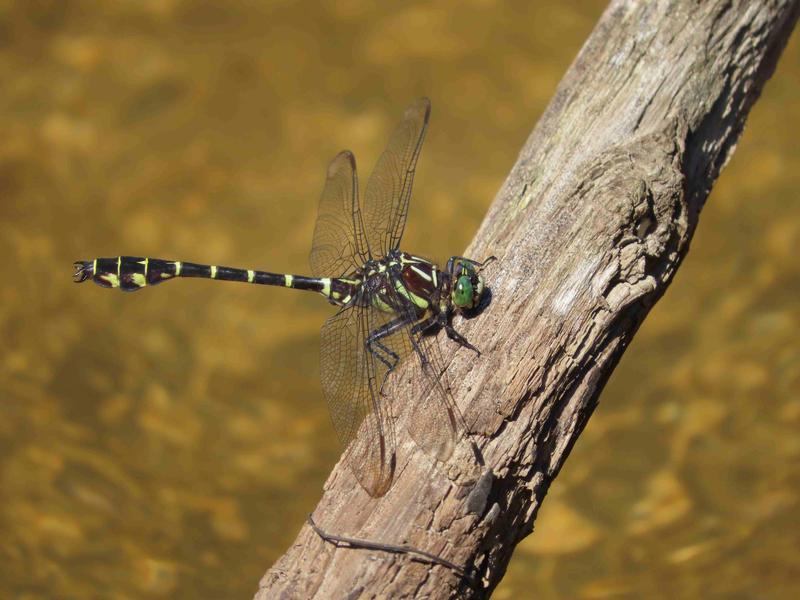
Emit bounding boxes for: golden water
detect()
[1,1,797,598]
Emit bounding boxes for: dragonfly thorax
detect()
[353,252,439,315]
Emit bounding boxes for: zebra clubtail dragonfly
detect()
[74,98,493,496]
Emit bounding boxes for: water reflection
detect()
[0,1,797,598]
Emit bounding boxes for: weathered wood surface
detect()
[256,1,799,597]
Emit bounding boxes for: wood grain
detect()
[256,1,800,597]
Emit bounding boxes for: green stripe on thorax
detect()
[393,278,429,309]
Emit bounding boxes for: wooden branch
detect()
[256,1,799,597]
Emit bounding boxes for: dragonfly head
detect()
[449,260,486,311]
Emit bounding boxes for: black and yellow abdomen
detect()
[73,256,185,291]
[73,256,340,296]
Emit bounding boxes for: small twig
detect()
[307,514,479,590]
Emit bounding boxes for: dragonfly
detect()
[73,98,493,497]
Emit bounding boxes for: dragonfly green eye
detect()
[453,275,474,308]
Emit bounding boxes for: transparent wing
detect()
[320,303,396,497]
[384,275,464,461]
[403,326,464,461]
[363,98,431,258]
[310,151,368,277]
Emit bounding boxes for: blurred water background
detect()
[0,1,797,598]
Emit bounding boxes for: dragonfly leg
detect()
[366,315,415,393]
[445,255,497,273]
[408,314,440,371]
[445,326,481,356]
[433,311,481,356]
[477,255,497,270]
[409,315,437,335]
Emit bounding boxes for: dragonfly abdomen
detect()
[73,256,335,296]
[73,256,180,291]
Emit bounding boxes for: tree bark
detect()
[256,1,799,597]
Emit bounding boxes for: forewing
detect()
[310,151,367,277]
[362,98,431,258]
[320,304,396,496]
